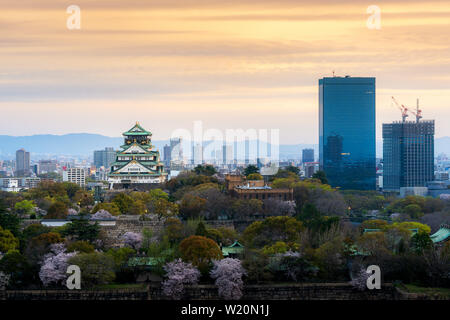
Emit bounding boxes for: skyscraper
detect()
[192,143,203,165]
[382,120,435,192]
[319,76,376,190]
[170,137,183,162]
[302,148,314,163]
[15,148,30,177]
[93,147,116,169]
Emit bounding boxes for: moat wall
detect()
[0,283,405,300]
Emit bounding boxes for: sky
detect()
[0,0,449,144]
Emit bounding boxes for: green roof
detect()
[430,224,450,243]
[222,241,244,257]
[123,123,152,136]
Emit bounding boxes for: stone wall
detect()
[0,283,401,300]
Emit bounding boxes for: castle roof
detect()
[123,122,152,136]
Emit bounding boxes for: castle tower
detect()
[108,122,167,189]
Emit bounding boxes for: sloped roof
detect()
[430,224,450,243]
[123,122,152,136]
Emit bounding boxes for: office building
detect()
[302,148,314,163]
[192,143,203,165]
[15,148,30,176]
[383,120,435,192]
[319,76,376,190]
[63,167,86,187]
[93,147,116,169]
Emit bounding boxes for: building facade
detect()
[302,148,315,163]
[63,168,86,187]
[108,123,167,188]
[94,147,116,169]
[15,148,30,176]
[319,76,376,190]
[383,120,435,192]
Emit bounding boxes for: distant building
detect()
[63,167,86,187]
[93,147,116,169]
[304,162,319,178]
[435,172,449,181]
[163,144,171,166]
[38,160,58,174]
[225,174,294,201]
[319,76,376,190]
[192,143,203,165]
[383,120,435,192]
[302,148,314,163]
[170,137,183,162]
[222,144,233,165]
[1,178,20,192]
[15,148,30,176]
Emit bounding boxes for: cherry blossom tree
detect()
[210,258,247,300]
[122,232,142,250]
[350,267,370,291]
[0,271,10,290]
[67,208,78,216]
[162,259,200,300]
[91,209,114,220]
[39,243,77,287]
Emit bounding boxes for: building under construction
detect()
[382,98,435,192]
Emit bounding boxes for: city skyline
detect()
[1,1,450,144]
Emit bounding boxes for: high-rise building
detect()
[108,122,167,188]
[63,168,86,187]
[170,137,183,162]
[302,148,314,163]
[382,120,435,192]
[93,147,116,169]
[15,148,30,176]
[222,144,233,165]
[192,143,203,165]
[319,76,376,190]
[163,144,171,166]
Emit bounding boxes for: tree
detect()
[122,232,142,250]
[195,221,208,237]
[39,243,76,287]
[267,251,318,282]
[14,200,35,216]
[404,204,423,218]
[62,219,100,242]
[164,218,184,244]
[210,258,247,300]
[179,235,223,273]
[91,209,114,220]
[411,232,433,254]
[73,190,94,208]
[46,201,68,219]
[67,240,95,254]
[312,170,328,184]
[92,202,121,216]
[68,252,115,288]
[247,173,263,180]
[242,216,304,249]
[350,267,371,291]
[0,250,33,288]
[128,199,146,215]
[232,199,262,218]
[0,226,19,253]
[0,201,21,236]
[162,259,200,300]
[148,198,179,220]
[112,193,134,214]
[194,165,217,176]
[180,194,207,219]
[244,165,259,176]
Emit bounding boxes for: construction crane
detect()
[408,98,423,122]
[391,96,409,122]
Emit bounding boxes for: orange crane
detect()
[408,98,423,122]
[391,96,409,122]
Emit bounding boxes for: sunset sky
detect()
[0,0,449,144]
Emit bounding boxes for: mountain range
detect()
[0,134,449,160]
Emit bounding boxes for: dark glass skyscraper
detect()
[319,76,376,190]
[382,120,434,192]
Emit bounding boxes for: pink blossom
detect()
[210,258,246,300]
